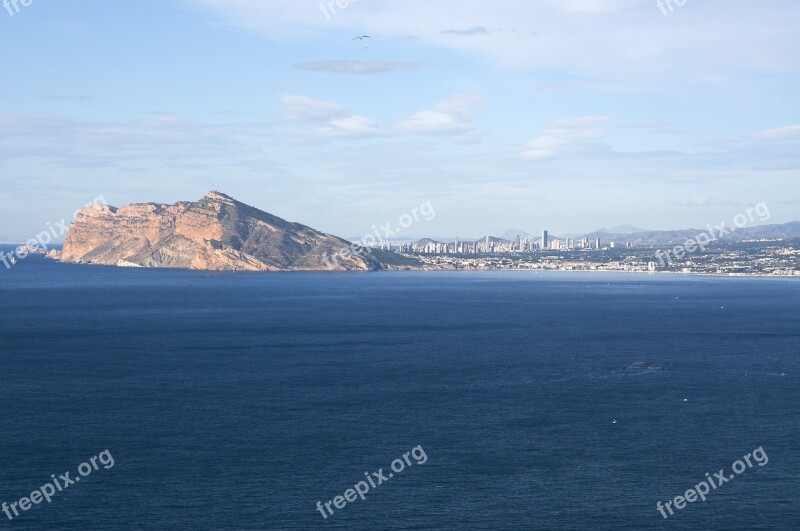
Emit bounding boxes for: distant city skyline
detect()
[1,1,799,241]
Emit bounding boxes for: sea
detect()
[1,247,799,530]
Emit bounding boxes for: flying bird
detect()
[353,35,371,49]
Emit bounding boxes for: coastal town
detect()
[381,234,800,276]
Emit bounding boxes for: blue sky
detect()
[1,0,799,241]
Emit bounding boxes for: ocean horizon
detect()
[1,253,798,529]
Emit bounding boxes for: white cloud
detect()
[279,95,346,122]
[314,115,378,137]
[548,0,639,13]
[279,95,379,139]
[395,92,485,141]
[673,196,740,207]
[442,26,490,36]
[279,92,487,142]
[189,0,800,73]
[755,125,800,141]
[522,116,609,160]
[0,113,272,168]
[294,61,420,75]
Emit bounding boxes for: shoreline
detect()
[26,256,800,279]
[412,268,800,279]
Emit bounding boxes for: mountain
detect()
[581,221,800,245]
[54,191,419,271]
[501,228,537,242]
[482,235,513,244]
[593,224,648,235]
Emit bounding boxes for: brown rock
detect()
[57,191,415,271]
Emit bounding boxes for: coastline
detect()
[29,258,800,280]
[4,244,796,278]
[408,268,800,279]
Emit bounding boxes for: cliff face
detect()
[57,191,403,271]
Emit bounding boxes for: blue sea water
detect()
[1,250,799,530]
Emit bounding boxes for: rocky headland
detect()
[52,191,418,272]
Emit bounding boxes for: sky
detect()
[1,0,799,241]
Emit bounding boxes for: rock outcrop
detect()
[55,191,416,271]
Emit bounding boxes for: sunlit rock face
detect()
[57,191,384,271]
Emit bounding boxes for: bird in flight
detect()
[353,35,371,49]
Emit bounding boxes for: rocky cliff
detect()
[55,191,417,271]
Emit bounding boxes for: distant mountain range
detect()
[501,228,537,242]
[580,221,800,245]
[415,221,800,246]
[593,224,649,235]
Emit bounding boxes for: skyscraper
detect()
[542,230,549,250]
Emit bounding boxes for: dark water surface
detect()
[1,252,799,529]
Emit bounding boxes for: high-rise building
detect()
[595,237,601,250]
[542,230,549,249]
